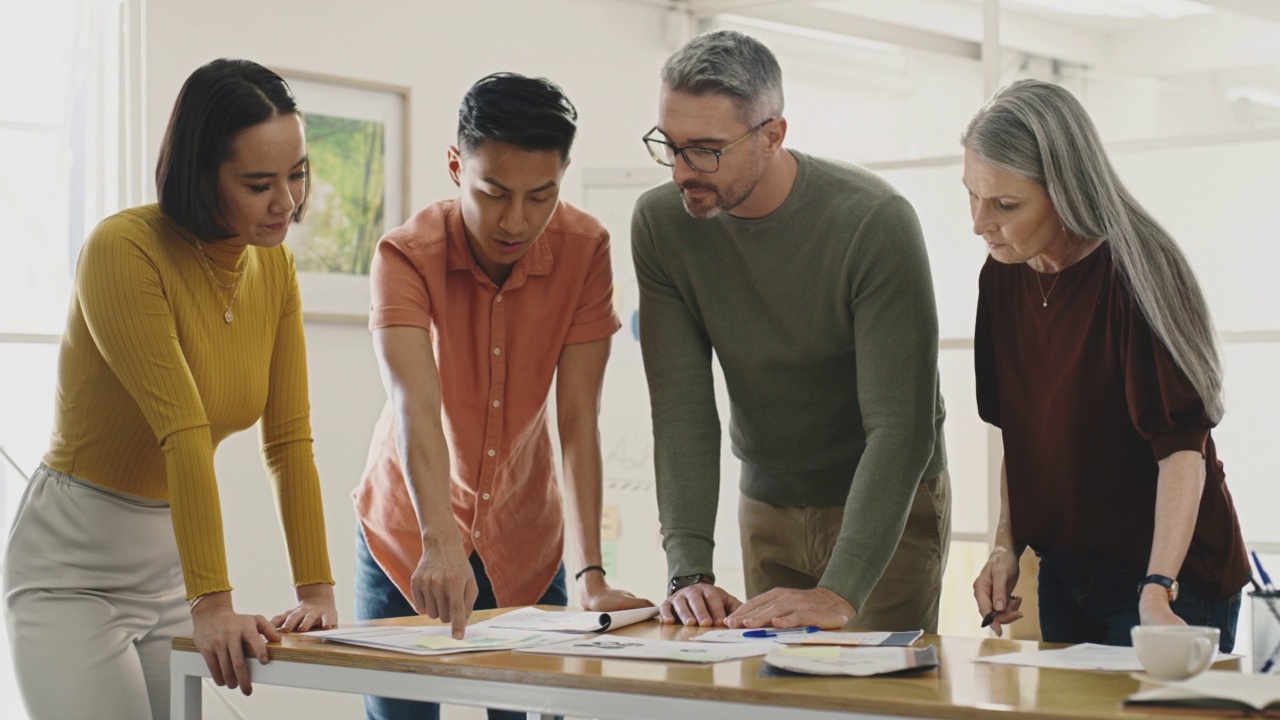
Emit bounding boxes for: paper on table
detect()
[973,643,1240,672]
[472,606,659,634]
[304,625,569,656]
[518,635,776,663]
[784,630,923,647]
[693,629,922,647]
[1125,670,1280,713]
[763,645,940,677]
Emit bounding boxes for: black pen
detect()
[980,609,998,628]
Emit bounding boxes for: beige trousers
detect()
[738,471,951,633]
[3,464,191,720]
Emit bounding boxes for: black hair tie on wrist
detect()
[574,565,606,581]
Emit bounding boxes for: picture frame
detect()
[276,69,411,323]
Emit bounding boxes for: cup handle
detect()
[1187,637,1214,674]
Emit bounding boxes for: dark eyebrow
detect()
[482,177,559,194]
[654,126,728,147]
[239,155,308,180]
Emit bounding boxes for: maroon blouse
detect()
[975,243,1249,600]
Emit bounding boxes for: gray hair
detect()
[962,79,1224,422]
[661,30,784,125]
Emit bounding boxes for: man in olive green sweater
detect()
[634,30,951,632]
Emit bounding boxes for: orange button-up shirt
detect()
[354,198,620,607]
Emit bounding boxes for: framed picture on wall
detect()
[276,69,411,322]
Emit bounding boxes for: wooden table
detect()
[169,609,1239,720]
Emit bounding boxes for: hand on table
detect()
[660,583,743,626]
[725,587,853,630]
[192,592,281,696]
[410,541,478,639]
[579,574,655,612]
[973,546,1023,637]
[272,582,339,632]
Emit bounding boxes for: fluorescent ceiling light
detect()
[719,14,901,54]
[1003,0,1210,19]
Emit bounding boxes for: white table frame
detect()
[169,648,912,720]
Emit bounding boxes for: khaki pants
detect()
[738,472,951,633]
[3,464,191,720]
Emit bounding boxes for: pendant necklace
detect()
[193,239,246,323]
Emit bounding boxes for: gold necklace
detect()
[1034,268,1061,308]
[193,239,246,323]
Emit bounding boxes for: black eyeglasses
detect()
[642,118,774,174]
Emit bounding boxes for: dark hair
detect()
[156,58,308,241]
[457,72,578,159]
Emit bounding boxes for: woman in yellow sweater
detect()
[2,59,336,720]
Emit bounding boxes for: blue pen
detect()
[742,625,821,639]
[1252,551,1275,591]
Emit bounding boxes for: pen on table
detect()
[742,626,821,638]
[1252,551,1275,592]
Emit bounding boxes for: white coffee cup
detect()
[1131,625,1220,680]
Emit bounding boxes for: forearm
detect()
[395,411,457,548]
[561,428,605,573]
[1147,450,1206,578]
[993,457,1020,554]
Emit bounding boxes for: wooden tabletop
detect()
[172,609,1243,720]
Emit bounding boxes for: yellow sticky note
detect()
[414,637,470,650]
[779,646,842,659]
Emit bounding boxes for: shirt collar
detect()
[443,200,555,289]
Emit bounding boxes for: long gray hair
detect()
[962,79,1224,422]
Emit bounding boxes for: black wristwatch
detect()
[1137,574,1179,601]
[668,573,715,596]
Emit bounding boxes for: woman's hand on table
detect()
[272,582,338,632]
[192,591,280,696]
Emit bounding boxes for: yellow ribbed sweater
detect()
[45,204,334,600]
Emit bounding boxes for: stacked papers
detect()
[472,606,659,634]
[305,625,567,656]
[763,645,939,677]
[518,635,775,663]
[693,629,922,647]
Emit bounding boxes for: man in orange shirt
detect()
[352,73,652,720]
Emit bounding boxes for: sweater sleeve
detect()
[76,216,231,599]
[259,249,335,589]
[632,203,721,581]
[818,195,942,610]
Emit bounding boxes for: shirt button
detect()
[492,400,500,408]
[493,347,501,356]
[473,530,481,538]
[495,295,503,303]
[482,493,491,500]
[487,449,496,457]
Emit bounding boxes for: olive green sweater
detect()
[632,151,947,610]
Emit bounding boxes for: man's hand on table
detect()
[660,583,743,626]
[724,587,854,630]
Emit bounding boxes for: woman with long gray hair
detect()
[963,79,1248,651]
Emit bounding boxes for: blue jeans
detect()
[354,526,567,720]
[1037,549,1240,652]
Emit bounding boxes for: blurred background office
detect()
[2,1,1278,717]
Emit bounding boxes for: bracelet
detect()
[574,565,606,581]
[189,594,207,611]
